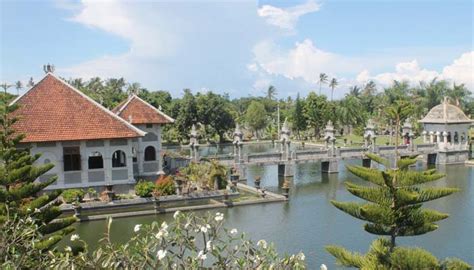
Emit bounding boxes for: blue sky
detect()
[1,0,472,98]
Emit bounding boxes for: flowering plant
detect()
[49,211,306,269]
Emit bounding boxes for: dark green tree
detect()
[245,101,267,139]
[292,93,306,139]
[173,89,198,142]
[304,92,329,138]
[196,92,235,142]
[0,84,77,251]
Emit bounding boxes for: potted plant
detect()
[254,176,261,190]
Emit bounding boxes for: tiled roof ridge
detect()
[12,73,146,137]
[129,94,175,123]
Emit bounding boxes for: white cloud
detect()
[357,52,474,90]
[250,38,473,95]
[441,51,473,90]
[250,39,366,84]
[257,0,320,30]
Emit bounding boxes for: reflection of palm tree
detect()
[319,73,328,95]
[329,78,338,101]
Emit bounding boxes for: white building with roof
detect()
[11,72,173,190]
[419,98,473,164]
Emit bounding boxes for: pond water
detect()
[72,144,474,268]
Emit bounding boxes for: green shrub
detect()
[134,180,155,197]
[155,176,175,196]
[62,189,86,203]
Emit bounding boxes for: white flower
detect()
[155,229,168,239]
[26,217,33,223]
[206,240,213,251]
[257,239,267,249]
[320,264,328,270]
[157,249,167,260]
[200,225,208,233]
[230,228,238,235]
[196,250,207,261]
[27,208,31,212]
[34,208,41,213]
[298,253,305,261]
[134,224,142,232]
[64,246,72,252]
[173,211,180,219]
[214,212,224,221]
[184,222,190,229]
[161,221,168,230]
[70,234,80,241]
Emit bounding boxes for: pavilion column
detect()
[436,132,441,146]
[422,131,427,143]
[429,131,434,143]
[443,131,448,148]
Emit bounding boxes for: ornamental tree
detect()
[0,84,77,251]
[326,153,471,269]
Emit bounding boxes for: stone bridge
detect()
[207,143,438,179]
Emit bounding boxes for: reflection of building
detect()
[11,72,173,190]
[419,98,473,164]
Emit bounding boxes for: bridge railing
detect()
[293,149,329,160]
[246,152,283,163]
[339,147,368,158]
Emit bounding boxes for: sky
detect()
[1,0,473,99]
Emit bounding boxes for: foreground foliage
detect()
[326,153,471,269]
[0,85,76,251]
[1,211,307,269]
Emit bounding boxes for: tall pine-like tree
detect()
[326,99,471,269]
[292,93,306,139]
[0,84,77,251]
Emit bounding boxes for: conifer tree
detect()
[0,84,77,251]
[326,99,471,269]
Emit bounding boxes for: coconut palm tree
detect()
[318,73,328,95]
[329,78,338,101]
[266,85,277,100]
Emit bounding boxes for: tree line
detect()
[9,75,474,143]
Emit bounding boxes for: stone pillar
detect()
[322,159,338,174]
[189,124,199,161]
[422,131,427,143]
[436,131,441,148]
[126,138,134,183]
[80,141,87,186]
[103,140,112,185]
[363,119,376,149]
[324,120,336,151]
[443,131,448,148]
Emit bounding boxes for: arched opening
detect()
[88,151,104,169]
[447,132,452,143]
[454,132,459,144]
[112,150,127,168]
[144,146,156,161]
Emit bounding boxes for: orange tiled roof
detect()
[113,95,174,125]
[11,73,145,143]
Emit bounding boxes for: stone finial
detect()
[233,123,243,143]
[363,119,376,139]
[43,63,55,73]
[324,120,335,141]
[280,118,291,140]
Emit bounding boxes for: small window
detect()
[146,123,153,128]
[64,147,81,171]
[144,146,156,161]
[112,150,127,168]
[88,151,104,169]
